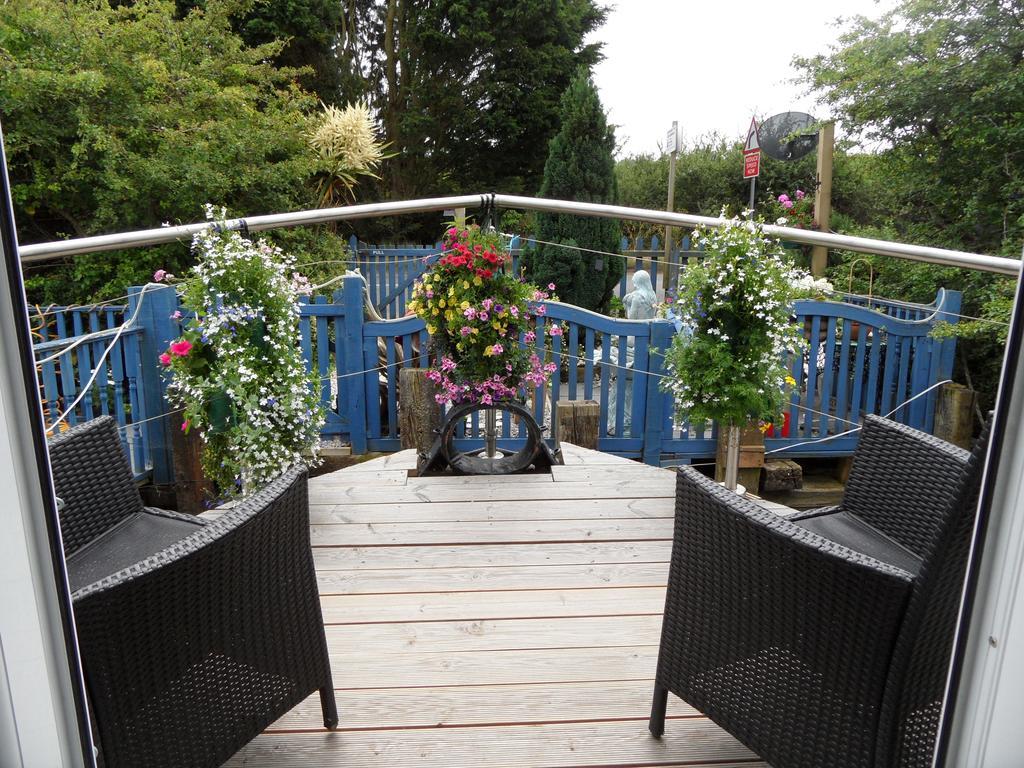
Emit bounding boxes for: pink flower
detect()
[460,326,472,336]
[777,194,790,204]
[782,199,794,210]
[524,331,536,344]
[153,269,167,282]
[491,343,503,355]
[481,298,494,311]
[463,307,476,319]
[535,305,547,315]
[549,324,563,337]
[479,311,489,321]
[181,419,189,433]
[159,353,172,366]
[169,339,193,357]
[170,310,182,320]
[548,283,556,291]
[795,189,805,200]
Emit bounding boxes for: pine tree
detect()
[526,71,621,313]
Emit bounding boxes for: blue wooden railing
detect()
[30,278,960,479]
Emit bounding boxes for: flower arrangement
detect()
[765,188,815,230]
[790,272,835,300]
[159,209,325,496]
[661,213,803,429]
[409,226,557,406]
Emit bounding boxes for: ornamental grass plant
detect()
[410,226,558,406]
[661,214,803,430]
[160,209,325,497]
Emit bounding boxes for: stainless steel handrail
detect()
[17,193,1022,276]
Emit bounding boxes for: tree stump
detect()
[556,400,600,451]
[935,382,977,449]
[399,368,441,454]
[170,410,215,515]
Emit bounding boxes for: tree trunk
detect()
[399,368,440,454]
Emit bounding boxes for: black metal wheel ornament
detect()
[418,400,561,475]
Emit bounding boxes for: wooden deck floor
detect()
[226,445,766,768]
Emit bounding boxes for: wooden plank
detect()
[308,478,675,505]
[312,470,410,486]
[321,587,667,624]
[316,472,555,488]
[313,541,673,571]
[550,464,676,483]
[326,615,662,655]
[271,680,699,732]
[316,561,670,594]
[226,719,759,767]
[309,497,673,524]
[309,518,672,547]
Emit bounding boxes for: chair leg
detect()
[649,684,668,738]
[320,686,339,730]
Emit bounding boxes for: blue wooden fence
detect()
[30,279,961,479]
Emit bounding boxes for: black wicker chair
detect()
[48,416,337,768]
[650,414,989,768]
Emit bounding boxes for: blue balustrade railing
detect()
[30,276,960,480]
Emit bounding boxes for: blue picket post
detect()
[128,284,179,484]
[340,276,368,453]
[642,319,674,465]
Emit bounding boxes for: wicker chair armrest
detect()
[661,468,916,687]
[841,415,969,555]
[787,504,841,521]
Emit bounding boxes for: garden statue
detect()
[623,269,657,320]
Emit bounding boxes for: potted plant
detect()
[661,213,802,491]
[408,225,558,472]
[159,208,325,499]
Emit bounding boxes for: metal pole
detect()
[485,408,497,459]
[724,424,740,492]
[17,193,1021,276]
[748,177,756,212]
[664,122,678,292]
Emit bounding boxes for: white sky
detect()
[590,0,898,157]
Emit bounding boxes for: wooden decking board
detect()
[313,541,672,570]
[320,586,667,624]
[316,561,670,594]
[226,719,759,767]
[234,446,755,767]
[308,497,673,524]
[309,518,673,547]
[270,681,700,731]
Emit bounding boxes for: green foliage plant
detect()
[410,226,557,406]
[661,214,802,429]
[527,71,622,313]
[160,208,324,497]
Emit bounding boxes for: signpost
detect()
[664,121,679,291]
[743,116,760,211]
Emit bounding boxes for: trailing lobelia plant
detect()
[661,213,803,433]
[409,225,558,406]
[159,208,324,497]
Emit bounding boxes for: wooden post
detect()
[715,422,765,491]
[399,368,440,454]
[935,382,977,449]
[556,401,600,451]
[664,121,678,293]
[811,122,835,277]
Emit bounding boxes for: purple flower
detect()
[460,326,472,336]
[153,269,167,282]
[795,189,805,200]
[479,311,489,321]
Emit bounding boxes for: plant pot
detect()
[207,392,236,434]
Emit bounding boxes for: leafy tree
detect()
[0,0,344,303]
[337,0,607,240]
[526,71,621,313]
[794,0,1024,257]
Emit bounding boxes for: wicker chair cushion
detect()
[795,510,923,576]
[66,510,205,592]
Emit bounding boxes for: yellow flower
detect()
[462,280,470,290]
[448,286,455,297]
[446,310,455,322]
[439,298,446,308]
[483,345,494,356]
[461,300,470,310]
[493,321,502,331]
[432,307,439,316]
[473,276,483,286]
[471,327,479,335]
[785,375,796,386]
[426,324,436,335]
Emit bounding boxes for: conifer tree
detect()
[527,71,621,313]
